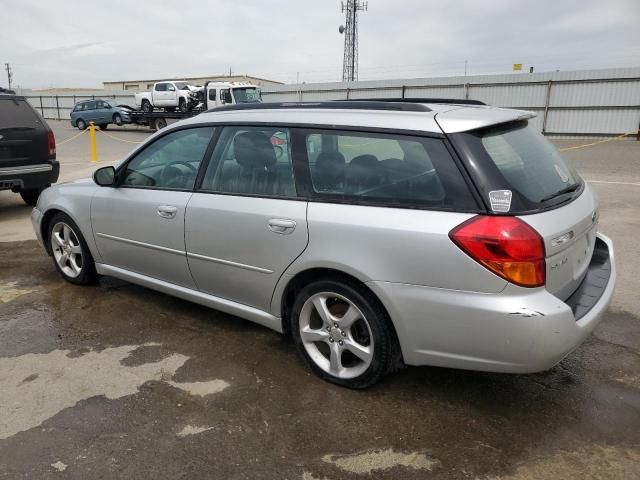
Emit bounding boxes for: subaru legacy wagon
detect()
[31,100,615,388]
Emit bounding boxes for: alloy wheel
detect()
[298,292,374,379]
[51,222,83,278]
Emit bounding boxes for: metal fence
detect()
[24,67,640,137]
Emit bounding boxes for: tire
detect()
[154,118,167,130]
[113,113,123,126]
[290,278,395,389]
[76,118,87,130]
[98,124,108,130]
[47,212,98,285]
[141,100,153,113]
[178,98,188,113]
[20,186,46,206]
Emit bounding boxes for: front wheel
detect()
[48,213,97,285]
[290,279,396,389]
[76,118,87,130]
[113,113,123,126]
[178,99,189,113]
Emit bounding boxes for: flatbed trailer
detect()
[126,109,204,131]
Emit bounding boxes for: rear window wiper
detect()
[540,183,581,203]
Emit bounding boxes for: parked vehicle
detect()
[70,99,131,130]
[31,99,615,388]
[134,81,199,113]
[127,81,262,131]
[1,93,58,205]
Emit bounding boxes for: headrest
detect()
[233,131,277,169]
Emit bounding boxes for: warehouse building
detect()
[103,74,282,91]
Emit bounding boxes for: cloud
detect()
[0,0,638,89]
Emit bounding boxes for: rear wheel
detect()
[290,279,395,389]
[48,213,97,285]
[141,100,153,113]
[76,118,87,130]
[20,187,46,206]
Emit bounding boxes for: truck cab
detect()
[203,82,262,109]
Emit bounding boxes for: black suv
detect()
[0,92,59,205]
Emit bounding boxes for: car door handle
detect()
[268,219,296,234]
[157,205,177,219]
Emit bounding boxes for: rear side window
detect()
[303,130,477,210]
[0,98,41,129]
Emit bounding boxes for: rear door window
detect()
[302,129,477,210]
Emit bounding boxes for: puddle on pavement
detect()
[0,344,228,440]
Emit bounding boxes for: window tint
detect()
[0,98,41,129]
[208,89,216,101]
[122,127,214,190]
[479,123,580,203]
[155,83,166,92]
[304,130,476,209]
[201,126,296,197]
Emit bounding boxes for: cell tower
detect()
[339,1,368,82]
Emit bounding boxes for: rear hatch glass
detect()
[451,120,597,300]
[451,120,583,214]
[0,96,49,168]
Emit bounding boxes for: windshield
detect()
[174,82,190,90]
[453,121,582,213]
[232,87,261,103]
[106,100,118,108]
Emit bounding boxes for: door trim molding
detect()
[95,232,185,256]
[187,251,273,274]
[95,263,282,332]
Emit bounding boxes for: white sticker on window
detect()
[554,164,570,183]
[489,190,513,212]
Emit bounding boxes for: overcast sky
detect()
[1,0,639,89]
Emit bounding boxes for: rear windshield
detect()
[0,97,42,129]
[452,121,583,213]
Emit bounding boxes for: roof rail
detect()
[345,97,486,106]
[208,101,432,113]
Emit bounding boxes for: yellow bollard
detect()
[89,121,97,163]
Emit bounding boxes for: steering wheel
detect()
[159,161,197,186]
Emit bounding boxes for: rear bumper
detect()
[0,161,60,191]
[368,233,616,373]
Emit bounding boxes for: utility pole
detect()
[5,63,12,90]
[339,1,368,82]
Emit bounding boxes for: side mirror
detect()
[93,166,116,187]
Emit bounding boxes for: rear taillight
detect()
[449,215,545,288]
[47,131,56,159]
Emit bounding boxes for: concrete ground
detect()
[1,123,639,479]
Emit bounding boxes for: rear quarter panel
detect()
[282,202,508,290]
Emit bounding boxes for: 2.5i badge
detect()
[489,190,513,212]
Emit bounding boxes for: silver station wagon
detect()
[32,100,615,388]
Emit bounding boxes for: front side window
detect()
[121,127,214,190]
[208,89,216,101]
[304,130,476,209]
[220,89,232,104]
[201,126,296,197]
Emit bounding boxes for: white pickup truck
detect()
[127,82,262,130]
[134,81,199,113]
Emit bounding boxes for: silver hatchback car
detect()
[32,100,615,388]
